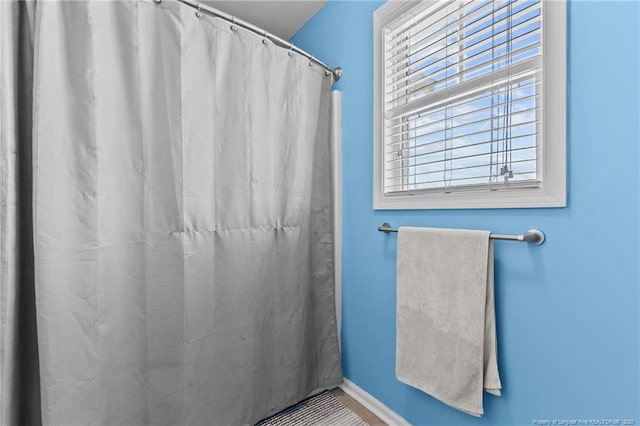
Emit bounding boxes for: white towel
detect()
[395,227,501,417]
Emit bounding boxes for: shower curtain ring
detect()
[287,44,294,57]
[195,2,203,18]
[308,56,315,67]
[230,16,237,31]
[262,31,270,45]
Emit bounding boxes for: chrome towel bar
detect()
[378,223,545,245]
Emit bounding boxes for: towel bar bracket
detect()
[378,223,545,245]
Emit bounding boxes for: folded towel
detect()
[395,227,501,417]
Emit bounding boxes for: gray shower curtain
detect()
[0,1,342,425]
[0,2,41,425]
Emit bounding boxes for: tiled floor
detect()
[331,388,387,426]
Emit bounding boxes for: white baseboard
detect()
[340,379,410,426]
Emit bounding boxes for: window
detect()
[373,0,566,209]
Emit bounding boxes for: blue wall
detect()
[292,1,640,425]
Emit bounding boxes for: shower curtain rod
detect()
[378,223,545,245]
[173,0,343,81]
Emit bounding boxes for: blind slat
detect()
[385,158,536,181]
[384,171,540,192]
[384,179,541,194]
[391,170,537,186]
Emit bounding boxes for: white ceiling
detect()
[203,1,328,40]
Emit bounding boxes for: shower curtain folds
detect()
[0,2,41,425]
[0,1,342,425]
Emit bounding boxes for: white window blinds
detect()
[382,0,543,195]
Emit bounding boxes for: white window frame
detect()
[373,0,566,210]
